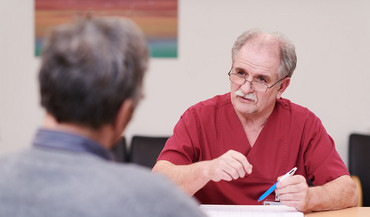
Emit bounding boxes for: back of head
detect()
[39,16,148,129]
[231,29,297,79]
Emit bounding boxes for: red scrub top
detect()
[157,93,349,205]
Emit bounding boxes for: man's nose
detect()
[240,79,254,93]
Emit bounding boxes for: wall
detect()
[0,0,369,167]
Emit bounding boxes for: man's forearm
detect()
[152,160,211,195]
[304,175,358,212]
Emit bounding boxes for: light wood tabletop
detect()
[305,207,370,217]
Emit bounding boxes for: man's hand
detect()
[203,150,253,182]
[275,175,358,213]
[275,175,358,212]
[153,150,253,196]
[275,175,309,211]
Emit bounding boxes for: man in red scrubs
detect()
[153,30,358,212]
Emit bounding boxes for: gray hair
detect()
[39,16,148,129]
[231,29,297,79]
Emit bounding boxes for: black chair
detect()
[349,133,370,207]
[129,135,169,168]
[111,137,128,163]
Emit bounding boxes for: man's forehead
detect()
[242,37,281,58]
[236,40,281,65]
[233,41,281,78]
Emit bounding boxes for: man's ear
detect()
[114,99,135,133]
[277,77,290,99]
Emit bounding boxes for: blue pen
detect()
[258,167,297,202]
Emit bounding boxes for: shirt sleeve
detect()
[302,111,349,186]
[157,108,201,165]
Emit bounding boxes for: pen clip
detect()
[287,167,297,176]
[280,167,297,180]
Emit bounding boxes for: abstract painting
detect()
[35,0,178,58]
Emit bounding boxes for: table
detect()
[200,205,370,217]
[306,207,370,217]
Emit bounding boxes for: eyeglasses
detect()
[228,69,287,92]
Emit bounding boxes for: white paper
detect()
[200,205,304,217]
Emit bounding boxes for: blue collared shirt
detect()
[32,128,113,160]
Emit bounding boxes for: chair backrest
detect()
[129,136,169,168]
[111,137,128,163]
[349,133,370,207]
[351,175,363,207]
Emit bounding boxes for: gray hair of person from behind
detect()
[231,29,297,79]
[39,16,149,129]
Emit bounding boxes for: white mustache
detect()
[235,89,258,103]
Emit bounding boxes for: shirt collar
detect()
[32,128,113,161]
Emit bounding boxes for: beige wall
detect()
[1,0,370,167]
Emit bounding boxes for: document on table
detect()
[200,205,304,217]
